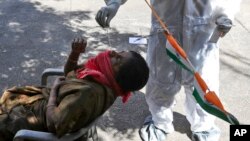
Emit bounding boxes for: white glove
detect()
[216,16,232,37]
[95,2,120,28]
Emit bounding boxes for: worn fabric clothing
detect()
[192,126,221,141]
[0,74,116,140]
[77,50,131,103]
[105,0,241,137]
[139,115,167,141]
[146,0,240,134]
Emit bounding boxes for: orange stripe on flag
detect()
[194,72,208,93]
[166,34,187,59]
[145,0,170,34]
[205,91,226,112]
[195,72,226,112]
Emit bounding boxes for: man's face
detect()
[109,51,132,74]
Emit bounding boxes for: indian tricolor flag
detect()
[145,0,239,125]
[165,34,194,73]
[164,34,240,125]
[193,73,240,125]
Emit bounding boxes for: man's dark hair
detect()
[115,51,149,92]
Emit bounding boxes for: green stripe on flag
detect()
[165,47,240,125]
[192,89,240,125]
[166,49,193,73]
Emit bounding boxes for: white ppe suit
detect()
[98,0,241,140]
[145,0,241,134]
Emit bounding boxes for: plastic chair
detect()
[13,68,98,141]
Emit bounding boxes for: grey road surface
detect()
[0,0,249,141]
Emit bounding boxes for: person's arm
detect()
[214,0,242,37]
[96,0,128,28]
[46,77,64,132]
[64,38,87,76]
[104,0,127,5]
[46,77,95,137]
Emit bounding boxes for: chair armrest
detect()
[41,68,64,86]
[13,127,91,141]
[13,129,61,141]
[13,118,99,141]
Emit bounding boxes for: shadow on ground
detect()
[220,49,250,78]
[0,0,153,140]
[97,90,191,140]
[0,0,145,89]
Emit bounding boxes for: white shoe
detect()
[191,127,220,141]
[139,115,167,141]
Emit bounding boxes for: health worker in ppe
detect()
[95,0,241,141]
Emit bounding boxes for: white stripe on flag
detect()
[194,77,206,102]
[166,44,193,72]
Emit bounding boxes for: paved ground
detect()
[0,0,249,141]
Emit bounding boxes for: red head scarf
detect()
[76,50,131,103]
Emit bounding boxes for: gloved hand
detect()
[95,2,120,28]
[216,16,233,37]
